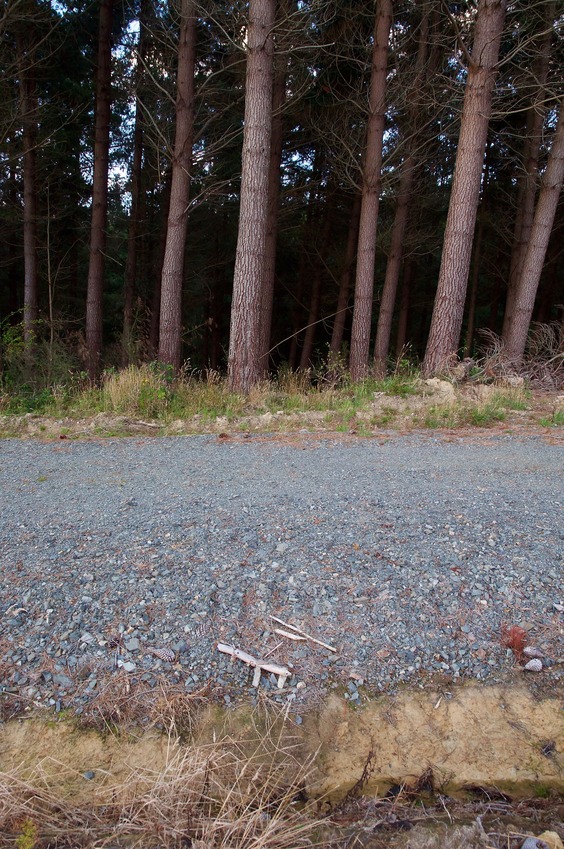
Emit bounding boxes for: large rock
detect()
[422,378,456,402]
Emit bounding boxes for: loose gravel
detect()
[0,431,562,714]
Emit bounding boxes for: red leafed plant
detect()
[500,624,527,659]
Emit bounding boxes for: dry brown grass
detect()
[477,324,564,389]
[75,672,212,739]
[0,704,324,849]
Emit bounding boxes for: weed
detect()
[500,623,527,660]
[539,410,564,427]
[103,363,173,417]
[532,783,551,799]
[377,406,397,425]
[477,323,563,389]
[14,818,38,849]
[422,405,458,429]
[375,374,419,397]
[468,403,505,426]
[492,390,530,411]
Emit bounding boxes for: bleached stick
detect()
[274,628,306,642]
[216,643,290,688]
[269,615,337,652]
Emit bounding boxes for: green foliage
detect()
[15,818,38,849]
[103,363,173,417]
[539,410,564,427]
[0,320,84,413]
[468,403,506,426]
[373,374,419,397]
[422,399,507,428]
[0,359,550,437]
[532,783,551,799]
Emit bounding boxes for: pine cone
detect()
[147,647,176,663]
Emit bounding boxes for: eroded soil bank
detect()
[0,682,562,848]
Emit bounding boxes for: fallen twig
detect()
[217,643,290,688]
[273,628,306,642]
[269,615,337,652]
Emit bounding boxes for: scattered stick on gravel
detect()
[270,615,337,652]
[217,643,290,688]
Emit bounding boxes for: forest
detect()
[1,0,563,396]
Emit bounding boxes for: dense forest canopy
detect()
[1,0,563,391]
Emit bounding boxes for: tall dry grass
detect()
[0,704,324,849]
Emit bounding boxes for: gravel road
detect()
[1,431,563,714]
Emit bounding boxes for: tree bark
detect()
[122,0,149,357]
[258,56,287,374]
[330,192,361,353]
[85,0,113,380]
[373,4,434,377]
[349,0,392,381]
[17,20,39,345]
[422,0,507,377]
[502,2,555,338]
[149,173,172,356]
[227,0,275,393]
[503,98,564,365]
[372,154,414,377]
[158,0,196,370]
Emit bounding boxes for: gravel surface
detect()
[1,431,563,715]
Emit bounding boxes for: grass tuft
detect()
[539,409,564,427]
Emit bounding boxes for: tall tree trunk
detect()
[18,23,39,345]
[394,261,411,358]
[149,174,172,356]
[464,139,492,356]
[503,98,564,365]
[299,192,335,368]
[330,192,361,353]
[158,0,196,370]
[258,56,287,375]
[349,0,392,381]
[85,0,113,380]
[463,216,483,357]
[373,4,434,377]
[372,155,415,377]
[122,0,149,357]
[502,1,554,338]
[422,0,507,377]
[7,156,20,321]
[227,0,275,393]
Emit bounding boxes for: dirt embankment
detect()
[1,683,563,848]
[2,683,561,800]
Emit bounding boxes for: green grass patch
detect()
[0,361,547,436]
[539,410,564,427]
[468,403,506,426]
[420,399,508,429]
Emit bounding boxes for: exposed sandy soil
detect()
[306,683,563,800]
[1,682,562,847]
[2,683,561,800]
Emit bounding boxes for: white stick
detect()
[217,643,290,688]
[269,615,337,652]
[274,628,306,641]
